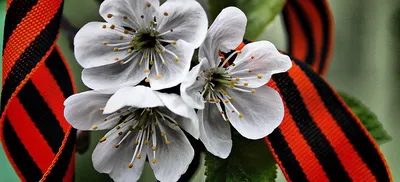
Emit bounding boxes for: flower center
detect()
[93,107,179,168]
[134,32,158,49]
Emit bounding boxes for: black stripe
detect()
[1,3,63,115]
[3,0,39,48]
[268,128,309,182]
[45,49,74,98]
[44,128,76,182]
[17,81,65,153]
[284,1,316,65]
[272,71,351,181]
[313,0,331,74]
[297,60,391,181]
[3,117,43,181]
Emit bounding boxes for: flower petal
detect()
[156,0,208,47]
[74,22,132,68]
[198,103,232,159]
[103,86,164,114]
[100,0,160,29]
[226,86,284,139]
[92,124,146,182]
[199,7,247,67]
[229,41,292,88]
[81,53,146,92]
[180,60,208,109]
[156,92,199,139]
[64,91,115,130]
[149,40,194,90]
[147,120,194,182]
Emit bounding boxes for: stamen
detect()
[164,12,168,16]
[107,14,113,18]
[219,50,240,68]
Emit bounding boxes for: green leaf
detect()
[339,92,392,145]
[208,0,285,40]
[205,133,277,182]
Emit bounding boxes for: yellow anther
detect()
[152,146,156,151]
[124,29,129,34]
[104,118,108,121]
[164,12,169,16]
[118,132,123,136]
[244,82,249,86]
[100,108,104,111]
[92,125,98,130]
[116,125,121,130]
[220,111,225,114]
[157,74,162,79]
[216,99,221,103]
[115,144,120,148]
[146,2,151,7]
[156,50,161,54]
[134,140,139,145]
[128,49,133,53]
[152,159,157,164]
[114,47,119,52]
[251,89,256,93]
[119,61,125,65]
[257,74,263,79]
[250,56,255,59]
[102,24,106,29]
[103,41,108,45]
[239,114,243,118]
[224,100,229,103]
[110,24,115,29]
[107,14,113,18]
[149,60,154,65]
[123,16,128,20]
[137,154,141,159]
[172,41,177,45]
[161,132,166,136]
[120,36,124,40]
[150,130,154,135]
[232,63,236,66]
[162,49,166,53]
[145,78,150,83]
[248,69,252,73]
[144,140,149,145]
[237,50,242,54]
[114,57,119,61]
[232,110,235,113]
[175,57,179,62]
[143,55,148,59]
[99,137,106,143]
[165,140,170,145]
[144,69,149,73]
[128,163,133,168]
[236,77,240,81]
[230,97,234,100]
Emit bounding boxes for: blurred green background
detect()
[0,0,399,181]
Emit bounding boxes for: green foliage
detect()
[205,132,277,182]
[209,0,285,40]
[339,92,392,145]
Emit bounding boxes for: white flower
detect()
[74,0,208,92]
[64,86,199,182]
[180,7,292,158]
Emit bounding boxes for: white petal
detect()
[149,40,194,90]
[156,0,208,47]
[147,121,194,182]
[198,103,232,159]
[74,22,132,68]
[199,7,247,67]
[103,86,164,114]
[64,91,115,130]
[92,124,146,182]
[180,60,208,109]
[226,86,284,139]
[229,41,292,88]
[81,54,146,92]
[155,92,199,139]
[100,0,160,28]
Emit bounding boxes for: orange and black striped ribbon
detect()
[283,0,333,76]
[0,0,76,181]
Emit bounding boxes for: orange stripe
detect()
[7,98,56,173]
[267,79,329,182]
[30,62,70,133]
[286,4,307,61]
[2,0,62,84]
[296,0,323,73]
[290,63,376,181]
